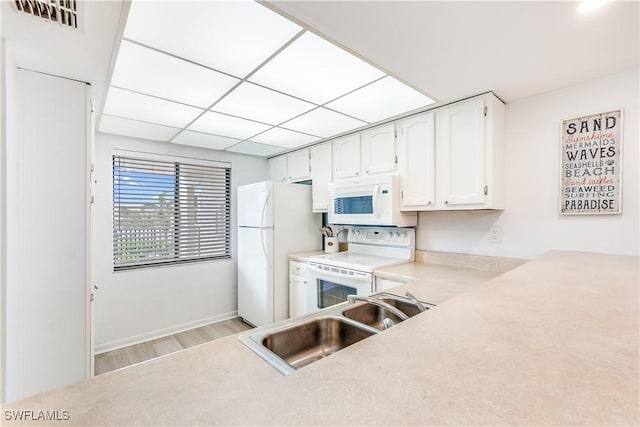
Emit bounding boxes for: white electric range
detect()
[306,226,415,312]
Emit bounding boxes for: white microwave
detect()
[328,174,417,226]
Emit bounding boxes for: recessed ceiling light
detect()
[172,130,240,151]
[187,111,271,140]
[103,87,203,128]
[212,82,316,125]
[249,127,320,148]
[281,107,367,138]
[577,0,608,13]
[123,1,301,78]
[111,40,239,108]
[226,141,285,157]
[249,32,385,105]
[325,77,435,123]
[99,115,181,142]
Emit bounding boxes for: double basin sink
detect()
[239,293,435,375]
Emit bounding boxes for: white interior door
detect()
[5,69,90,401]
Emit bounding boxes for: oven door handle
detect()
[372,185,381,218]
[308,266,371,283]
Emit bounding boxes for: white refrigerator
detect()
[237,181,321,327]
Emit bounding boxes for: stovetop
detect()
[308,226,415,273]
[308,251,409,273]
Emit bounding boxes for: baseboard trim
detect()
[94,311,238,354]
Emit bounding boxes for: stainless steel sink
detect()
[342,294,434,330]
[239,293,435,375]
[240,315,378,375]
[377,296,433,317]
[342,303,406,330]
[263,316,376,370]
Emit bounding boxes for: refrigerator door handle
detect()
[260,190,272,268]
[260,189,271,229]
[260,227,271,268]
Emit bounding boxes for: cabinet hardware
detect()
[90,293,94,302]
[483,106,488,117]
[428,201,432,205]
[445,200,449,205]
[394,155,398,164]
[401,191,403,199]
[484,185,488,195]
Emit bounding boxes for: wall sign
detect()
[560,110,623,215]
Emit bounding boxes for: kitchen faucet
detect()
[404,291,427,312]
[346,295,410,321]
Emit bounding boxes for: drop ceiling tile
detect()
[99,114,181,142]
[249,127,320,148]
[111,40,239,108]
[249,32,385,104]
[103,87,203,128]
[325,76,436,123]
[171,130,240,151]
[187,111,271,140]
[212,82,316,125]
[226,141,285,157]
[281,107,367,138]
[124,1,301,78]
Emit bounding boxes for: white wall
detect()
[94,133,268,352]
[416,68,639,258]
[1,41,18,403]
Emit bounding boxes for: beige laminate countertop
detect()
[288,250,325,262]
[3,251,638,426]
[374,261,503,304]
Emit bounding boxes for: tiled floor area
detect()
[95,317,252,375]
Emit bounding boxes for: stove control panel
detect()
[348,226,415,248]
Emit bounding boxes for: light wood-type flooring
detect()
[95,317,252,375]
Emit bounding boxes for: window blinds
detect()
[113,155,231,270]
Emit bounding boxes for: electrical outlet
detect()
[489,226,502,243]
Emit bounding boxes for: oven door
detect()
[307,262,373,313]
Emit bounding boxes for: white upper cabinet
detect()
[360,123,396,175]
[286,148,311,182]
[434,93,505,210]
[333,124,396,180]
[269,149,311,183]
[272,92,504,212]
[333,134,361,179]
[397,112,435,210]
[310,142,333,212]
[269,155,288,182]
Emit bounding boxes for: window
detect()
[113,154,231,270]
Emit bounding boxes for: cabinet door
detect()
[310,143,333,212]
[397,113,435,210]
[436,97,486,207]
[333,134,361,178]
[289,276,308,319]
[361,124,396,175]
[286,149,311,182]
[269,155,288,182]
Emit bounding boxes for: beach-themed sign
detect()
[560,110,623,215]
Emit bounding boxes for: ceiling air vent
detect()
[13,0,78,29]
